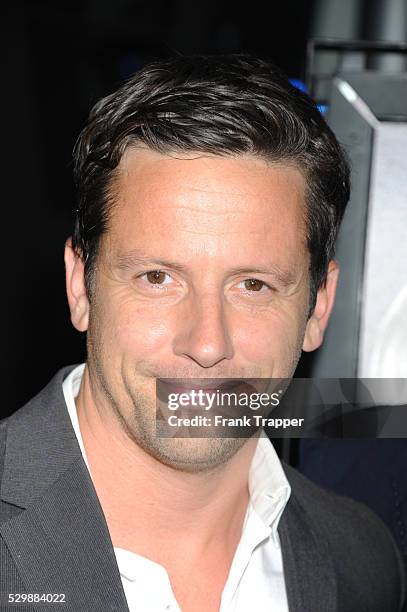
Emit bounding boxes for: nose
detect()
[172,293,234,369]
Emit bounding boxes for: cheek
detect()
[232,308,305,368]
[98,287,176,359]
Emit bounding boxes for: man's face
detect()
[66,147,337,470]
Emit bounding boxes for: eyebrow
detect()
[112,252,188,273]
[112,250,299,287]
[226,266,298,287]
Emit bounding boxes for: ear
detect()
[302,260,340,352]
[64,237,89,332]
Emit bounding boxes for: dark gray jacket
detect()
[0,366,405,611]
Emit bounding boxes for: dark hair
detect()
[72,54,350,315]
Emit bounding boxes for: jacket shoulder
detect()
[0,417,22,524]
[0,365,80,523]
[283,462,406,611]
[0,416,8,465]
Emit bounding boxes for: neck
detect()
[75,364,258,567]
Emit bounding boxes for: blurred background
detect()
[2,0,406,413]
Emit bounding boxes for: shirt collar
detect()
[62,363,89,470]
[248,432,291,543]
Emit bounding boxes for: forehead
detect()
[104,147,308,266]
[116,146,306,205]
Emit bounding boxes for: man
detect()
[0,55,404,611]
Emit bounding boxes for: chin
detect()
[136,435,247,473]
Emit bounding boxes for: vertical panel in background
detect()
[304,0,407,380]
[309,0,363,73]
[360,123,407,377]
[309,72,407,379]
[364,0,407,71]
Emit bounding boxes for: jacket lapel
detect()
[0,366,129,611]
[278,492,338,612]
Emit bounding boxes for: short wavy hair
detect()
[72,54,350,316]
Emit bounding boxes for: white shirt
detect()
[63,364,290,611]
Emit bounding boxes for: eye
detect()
[240,278,267,292]
[142,270,172,285]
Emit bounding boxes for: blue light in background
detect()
[289,78,308,93]
[289,78,327,115]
